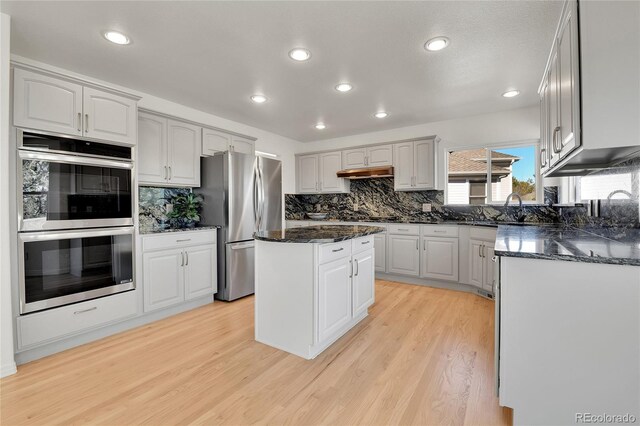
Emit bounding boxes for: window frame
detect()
[444,139,543,206]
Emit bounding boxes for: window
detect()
[446,144,539,205]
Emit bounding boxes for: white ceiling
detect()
[1,1,562,142]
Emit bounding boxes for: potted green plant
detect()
[167,193,203,228]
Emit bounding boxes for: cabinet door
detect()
[414,139,435,189]
[352,249,375,317]
[366,144,393,167]
[342,148,367,168]
[167,119,201,186]
[393,142,414,190]
[556,0,581,160]
[297,155,319,193]
[319,151,346,193]
[143,249,184,312]
[184,245,217,300]
[468,239,484,288]
[137,112,168,184]
[13,68,83,135]
[548,47,561,168]
[373,233,386,272]
[387,235,420,276]
[539,71,551,174]
[318,256,352,343]
[230,136,255,155]
[483,245,496,292]
[202,128,231,156]
[421,237,459,282]
[82,87,136,145]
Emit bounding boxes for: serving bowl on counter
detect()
[307,212,329,220]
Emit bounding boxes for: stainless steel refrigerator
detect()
[195,152,282,301]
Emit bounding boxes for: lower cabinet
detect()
[468,238,495,291]
[421,236,459,282]
[141,230,217,312]
[373,233,386,272]
[387,234,420,276]
[318,257,352,342]
[352,248,375,316]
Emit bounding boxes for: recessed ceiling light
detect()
[374,111,388,119]
[502,90,520,98]
[335,83,353,92]
[424,37,449,52]
[315,123,326,130]
[288,48,311,61]
[103,31,130,45]
[250,95,267,103]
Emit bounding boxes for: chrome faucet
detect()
[504,192,523,208]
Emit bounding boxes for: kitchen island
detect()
[254,225,384,359]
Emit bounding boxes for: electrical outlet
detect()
[353,203,359,212]
[422,203,432,213]
[165,203,174,213]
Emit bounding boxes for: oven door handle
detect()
[18,149,133,169]
[18,226,134,242]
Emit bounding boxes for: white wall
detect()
[11,55,301,195]
[296,106,540,190]
[0,13,17,378]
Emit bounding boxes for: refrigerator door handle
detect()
[258,162,265,231]
[253,161,260,232]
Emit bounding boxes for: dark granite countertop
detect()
[139,225,221,235]
[495,225,640,266]
[255,225,385,243]
[292,217,552,228]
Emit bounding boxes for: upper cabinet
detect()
[138,111,201,187]
[342,144,393,168]
[539,0,640,176]
[13,67,138,145]
[202,128,255,156]
[393,139,435,191]
[297,151,349,194]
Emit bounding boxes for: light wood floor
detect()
[1,280,511,426]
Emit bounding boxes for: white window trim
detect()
[444,139,543,206]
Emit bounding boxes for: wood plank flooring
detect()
[0,280,511,425]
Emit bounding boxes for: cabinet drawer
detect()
[17,290,138,349]
[352,235,374,254]
[421,225,459,238]
[469,226,497,241]
[141,229,216,252]
[318,240,352,264]
[387,224,420,235]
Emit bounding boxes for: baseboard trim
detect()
[1,361,17,378]
[375,273,494,300]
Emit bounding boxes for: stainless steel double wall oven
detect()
[17,130,135,314]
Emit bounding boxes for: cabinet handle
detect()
[365,156,369,166]
[482,245,486,258]
[552,126,561,153]
[423,239,426,250]
[185,251,189,266]
[355,259,359,276]
[398,228,409,231]
[77,113,81,132]
[332,247,344,252]
[181,252,184,266]
[349,259,353,278]
[540,148,547,167]
[74,306,97,315]
[164,166,168,180]
[478,244,483,258]
[168,167,172,180]
[84,114,89,133]
[433,230,446,233]
[176,238,191,242]
[416,239,419,250]
[361,240,370,245]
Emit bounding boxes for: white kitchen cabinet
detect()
[387,234,420,276]
[167,119,201,186]
[13,68,83,136]
[393,139,435,191]
[539,69,551,174]
[202,128,255,155]
[82,87,136,144]
[421,236,459,282]
[138,112,201,187]
[13,68,137,144]
[141,230,217,312]
[352,249,375,317]
[342,144,393,168]
[373,233,386,272]
[483,245,496,292]
[137,112,168,183]
[468,238,494,291]
[296,152,349,194]
[318,256,352,342]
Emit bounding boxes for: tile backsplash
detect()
[139,186,191,232]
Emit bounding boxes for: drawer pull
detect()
[361,241,370,245]
[434,230,446,233]
[398,228,409,231]
[176,239,191,242]
[74,307,97,315]
[332,247,344,252]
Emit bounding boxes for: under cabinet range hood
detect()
[336,166,394,179]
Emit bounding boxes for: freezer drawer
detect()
[223,241,255,301]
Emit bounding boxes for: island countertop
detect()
[494,224,640,266]
[254,224,385,243]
